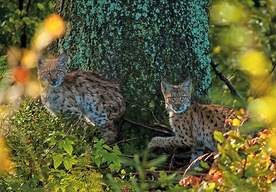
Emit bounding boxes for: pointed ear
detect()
[37,56,45,70]
[181,77,192,93]
[161,79,172,95]
[58,52,67,67]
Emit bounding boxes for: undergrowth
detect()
[0,100,184,191]
[0,99,275,191]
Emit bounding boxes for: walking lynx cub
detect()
[37,53,125,144]
[148,78,245,154]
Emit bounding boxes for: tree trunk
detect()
[53,0,211,113]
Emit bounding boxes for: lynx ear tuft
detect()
[37,56,45,70]
[181,77,192,93]
[58,52,67,67]
[161,79,172,95]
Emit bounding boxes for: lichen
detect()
[184,0,211,101]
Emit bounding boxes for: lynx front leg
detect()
[189,139,209,168]
[101,121,119,145]
[148,136,186,150]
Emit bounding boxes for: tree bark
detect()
[183,0,211,102]
[53,0,211,109]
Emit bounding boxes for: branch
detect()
[210,59,244,100]
[112,137,138,146]
[123,118,173,136]
[26,0,31,16]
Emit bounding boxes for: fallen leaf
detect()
[12,67,30,84]
[179,175,202,186]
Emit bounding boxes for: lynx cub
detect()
[37,53,125,144]
[148,78,243,153]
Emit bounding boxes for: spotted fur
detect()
[148,78,243,152]
[37,53,125,144]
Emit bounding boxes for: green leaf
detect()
[37,3,45,10]
[53,154,63,169]
[58,138,74,155]
[194,166,204,172]
[44,136,56,146]
[200,160,210,169]
[112,145,122,156]
[63,156,73,170]
[94,156,102,167]
[214,131,225,143]
[109,163,121,172]
[102,150,112,164]
[231,134,245,143]
[109,157,122,172]
[63,144,73,156]
[245,145,261,154]
[94,139,104,151]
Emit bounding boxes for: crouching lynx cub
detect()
[148,78,246,154]
[37,53,125,144]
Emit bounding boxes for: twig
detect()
[112,137,138,146]
[169,148,177,171]
[147,152,191,161]
[123,118,173,136]
[253,61,276,96]
[210,59,244,100]
[121,170,186,178]
[183,152,215,176]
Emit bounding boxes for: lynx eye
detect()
[168,97,175,102]
[56,71,61,76]
[44,72,51,77]
[180,96,188,102]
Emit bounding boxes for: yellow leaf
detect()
[0,136,14,174]
[237,115,243,120]
[25,81,41,98]
[238,49,272,77]
[232,118,241,127]
[44,14,65,39]
[32,14,65,51]
[210,2,248,25]
[247,97,276,125]
[239,108,245,115]
[21,49,37,69]
[7,47,21,68]
[214,46,221,53]
[32,28,52,51]
[268,132,276,156]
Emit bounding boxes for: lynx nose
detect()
[175,105,182,110]
[51,79,57,84]
[174,105,182,111]
[173,104,185,113]
[50,79,60,87]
